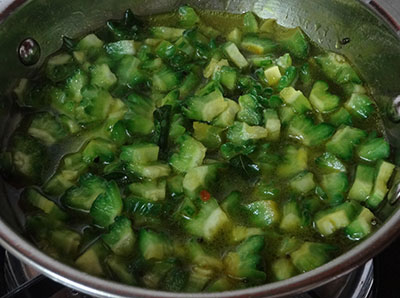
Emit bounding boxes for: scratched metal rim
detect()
[0,1,399,298]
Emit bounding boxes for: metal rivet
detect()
[18,38,41,66]
[388,95,400,123]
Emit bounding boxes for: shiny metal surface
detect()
[0,0,399,297]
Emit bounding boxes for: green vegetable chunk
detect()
[357,138,390,162]
[345,207,375,240]
[138,229,172,260]
[326,126,367,160]
[185,198,230,241]
[315,52,361,84]
[90,181,123,227]
[348,164,375,202]
[224,235,266,283]
[344,93,374,119]
[309,81,340,113]
[102,216,136,256]
[183,89,228,122]
[169,134,206,173]
[290,242,336,272]
[366,160,395,209]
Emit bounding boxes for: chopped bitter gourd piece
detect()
[245,200,280,227]
[178,5,199,27]
[357,138,390,162]
[128,180,166,201]
[223,42,249,69]
[309,81,340,113]
[187,239,223,270]
[231,226,264,243]
[277,146,308,178]
[345,207,375,240]
[213,99,240,128]
[241,35,277,55]
[237,94,263,126]
[102,216,136,256]
[82,138,116,164]
[167,174,184,195]
[138,229,172,260]
[90,64,117,90]
[152,68,181,92]
[105,40,137,58]
[276,53,292,72]
[204,58,229,79]
[183,164,219,198]
[192,122,224,150]
[288,115,335,146]
[280,87,312,113]
[183,89,228,122]
[90,181,123,227]
[277,236,303,257]
[227,27,242,44]
[264,66,281,87]
[127,163,171,180]
[206,277,233,292]
[344,93,374,119]
[106,255,136,285]
[44,153,88,195]
[290,242,336,272]
[115,56,145,87]
[289,171,316,194]
[320,172,349,206]
[243,12,259,33]
[348,164,375,202]
[169,134,206,173]
[326,126,367,160]
[48,228,82,257]
[279,106,296,125]
[315,152,346,173]
[328,108,352,127]
[314,52,361,84]
[142,259,176,289]
[120,143,159,165]
[226,122,268,144]
[276,66,297,91]
[315,201,361,236]
[366,160,395,209]
[275,26,309,59]
[185,266,214,292]
[219,66,238,91]
[75,241,109,277]
[184,198,230,241]
[22,188,67,220]
[271,258,297,281]
[8,134,46,183]
[221,191,243,218]
[179,72,200,99]
[224,235,266,283]
[342,83,367,97]
[264,109,281,141]
[280,200,303,232]
[27,112,67,146]
[220,141,256,160]
[75,86,113,124]
[160,266,188,292]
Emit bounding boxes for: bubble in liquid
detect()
[18,38,40,66]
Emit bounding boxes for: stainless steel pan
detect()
[0,0,400,297]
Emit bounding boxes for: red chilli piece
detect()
[200,190,211,202]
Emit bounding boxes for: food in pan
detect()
[0,6,395,292]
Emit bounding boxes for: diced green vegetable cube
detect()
[344,93,374,119]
